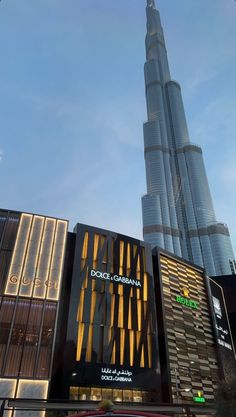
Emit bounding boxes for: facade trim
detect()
[176,144,202,155]
[188,224,230,238]
[145,145,170,156]
[143,225,181,238]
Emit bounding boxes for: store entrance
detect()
[70,386,156,403]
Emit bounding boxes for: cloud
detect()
[0,150,3,162]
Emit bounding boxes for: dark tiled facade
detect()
[153,250,220,404]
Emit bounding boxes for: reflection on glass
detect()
[113,389,122,402]
[133,390,142,402]
[0,298,15,374]
[91,387,101,401]
[79,387,90,401]
[70,386,79,400]
[102,388,112,400]
[123,389,133,402]
[4,299,30,376]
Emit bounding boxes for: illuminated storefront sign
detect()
[193,396,205,403]
[175,287,198,309]
[212,294,234,351]
[176,295,198,309]
[193,391,205,403]
[90,269,142,288]
[4,213,68,300]
[101,367,133,383]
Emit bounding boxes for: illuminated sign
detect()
[90,269,142,288]
[193,391,205,403]
[176,295,198,309]
[101,367,133,383]
[212,294,234,351]
[212,296,222,319]
[4,214,68,300]
[181,287,190,298]
[193,396,205,403]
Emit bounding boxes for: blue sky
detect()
[0,0,236,254]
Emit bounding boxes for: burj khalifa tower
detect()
[142,0,235,276]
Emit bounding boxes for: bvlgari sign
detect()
[90,269,142,288]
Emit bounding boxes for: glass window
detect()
[0,297,15,374]
[1,214,19,251]
[70,386,79,400]
[35,302,57,379]
[79,387,90,401]
[113,389,122,402]
[0,251,12,294]
[20,300,44,377]
[91,387,101,401]
[133,390,142,402]
[102,388,112,400]
[4,299,30,377]
[123,389,133,402]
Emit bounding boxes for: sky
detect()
[0,0,236,254]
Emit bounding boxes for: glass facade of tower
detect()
[142,0,235,276]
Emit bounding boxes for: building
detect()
[141,0,235,276]
[152,249,221,405]
[0,208,68,414]
[50,223,161,404]
[209,275,236,382]
[0,208,235,415]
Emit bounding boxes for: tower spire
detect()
[147,0,156,8]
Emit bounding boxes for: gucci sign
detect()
[9,275,58,289]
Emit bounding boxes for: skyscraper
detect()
[141,0,235,276]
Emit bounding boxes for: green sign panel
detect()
[176,296,198,309]
[193,396,205,403]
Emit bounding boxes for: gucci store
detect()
[0,208,68,412]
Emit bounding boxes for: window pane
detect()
[4,299,30,377]
[1,214,20,251]
[0,297,15,374]
[0,251,12,294]
[36,302,57,379]
[20,301,44,377]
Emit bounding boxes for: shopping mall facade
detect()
[0,208,235,412]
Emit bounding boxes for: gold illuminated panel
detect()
[16,379,48,399]
[159,254,219,403]
[4,213,68,300]
[0,378,17,398]
[75,231,158,369]
[0,378,48,417]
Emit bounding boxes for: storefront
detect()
[51,223,161,403]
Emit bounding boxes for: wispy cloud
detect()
[0,150,3,162]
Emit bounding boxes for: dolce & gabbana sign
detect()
[89,269,142,288]
[101,367,133,383]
